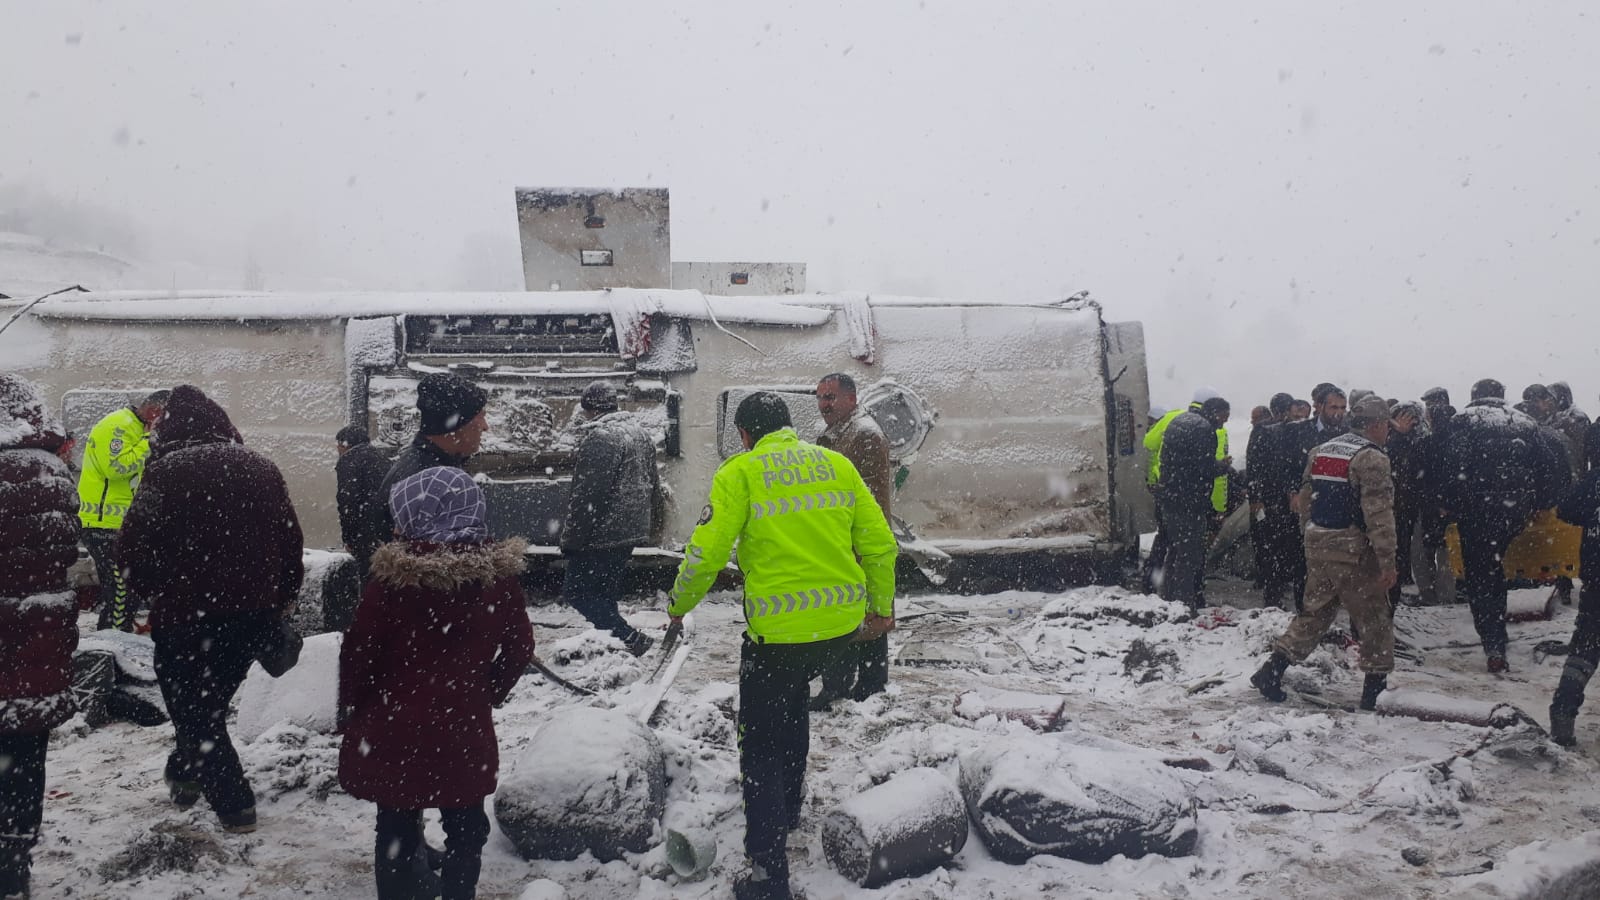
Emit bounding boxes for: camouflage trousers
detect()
[1273,556,1394,674]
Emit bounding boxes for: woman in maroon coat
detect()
[0,375,80,898]
[339,465,534,900]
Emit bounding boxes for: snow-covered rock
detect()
[494,706,667,862]
[1362,758,1475,817]
[517,879,569,900]
[952,689,1067,732]
[958,734,1199,864]
[294,549,358,635]
[1453,829,1600,898]
[1040,587,1193,627]
[235,632,342,743]
[822,766,968,887]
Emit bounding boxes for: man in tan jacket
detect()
[811,373,895,710]
[1251,395,1399,711]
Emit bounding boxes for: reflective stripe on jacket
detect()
[667,428,898,644]
[76,407,149,530]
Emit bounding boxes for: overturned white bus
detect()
[1,288,1153,618]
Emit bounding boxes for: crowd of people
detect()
[11,360,1600,899]
[0,369,897,900]
[1145,377,1599,733]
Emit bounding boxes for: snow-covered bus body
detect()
[1,289,1153,586]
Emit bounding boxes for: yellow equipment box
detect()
[1446,508,1581,581]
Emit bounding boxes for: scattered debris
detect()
[1402,846,1433,867]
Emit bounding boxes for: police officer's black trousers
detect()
[739,632,854,882]
[82,526,134,631]
[1457,514,1518,659]
[818,634,889,700]
[1553,584,1600,718]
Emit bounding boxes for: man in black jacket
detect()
[1157,397,1233,612]
[1413,389,1458,605]
[1550,465,1600,745]
[1549,382,1591,476]
[373,373,489,543]
[335,426,391,581]
[1384,402,1425,603]
[559,382,660,657]
[1269,384,1348,609]
[1248,393,1297,608]
[1441,378,1570,672]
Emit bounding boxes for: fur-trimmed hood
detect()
[369,537,528,590]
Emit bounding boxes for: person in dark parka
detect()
[559,381,660,656]
[371,372,489,544]
[335,425,391,580]
[1247,392,1298,608]
[1549,465,1600,745]
[1271,385,1349,609]
[1439,379,1570,671]
[1157,397,1233,611]
[1385,401,1426,602]
[1548,382,1590,480]
[0,375,80,899]
[118,384,303,834]
[340,466,535,900]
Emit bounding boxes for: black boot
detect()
[733,860,792,900]
[374,845,442,900]
[1551,711,1578,748]
[1250,652,1291,703]
[1553,657,1596,718]
[1359,673,1388,711]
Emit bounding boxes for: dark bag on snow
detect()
[256,620,304,678]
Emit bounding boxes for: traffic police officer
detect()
[1142,388,1229,594]
[77,390,168,630]
[666,392,897,900]
[1251,395,1399,710]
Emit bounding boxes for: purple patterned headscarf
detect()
[389,466,489,544]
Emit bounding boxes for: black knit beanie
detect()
[416,373,488,436]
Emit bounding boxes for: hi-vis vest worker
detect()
[667,403,898,643]
[78,405,155,530]
[667,392,897,900]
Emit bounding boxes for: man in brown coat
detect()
[1251,395,1399,711]
[811,373,895,709]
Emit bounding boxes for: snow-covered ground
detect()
[32,581,1600,899]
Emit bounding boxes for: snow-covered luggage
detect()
[959,736,1199,864]
[494,707,667,862]
[71,631,168,727]
[822,767,968,887]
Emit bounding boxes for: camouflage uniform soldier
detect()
[1251,395,1399,710]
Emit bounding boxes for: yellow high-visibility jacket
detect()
[1146,403,1228,513]
[77,407,150,530]
[667,429,898,644]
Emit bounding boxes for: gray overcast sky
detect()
[3,1,1597,410]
